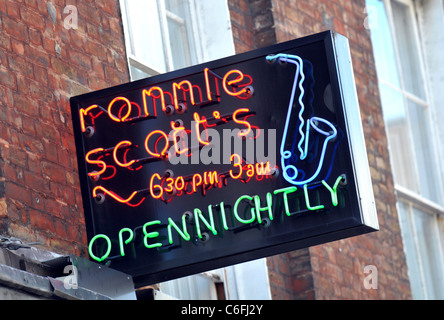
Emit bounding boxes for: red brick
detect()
[19,133,45,154]
[8,223,38,243]
[84,39,108,61]
[42,197,63,218]
[8,146,27,168]
[34,121,60,144]
[50,56,76,78]
[30,191,46,211]
[5,181,31,204]
[41,160,66,184]
[28,28,42,46]
[11,38,25,55]
[42,37,56,54]
[33,64,48,85]
[2,15,28,42]
[29,209,54,233]
[20,6,45,30]
[0,67,17,89]
[0,33,11,52]
[0,199,8,218]
[9,55,34,78]
[25,45,50,68]
[24,0,40,12]
[53,217,68,239]
[3,162,24,183]
[24,171,49,192]
[6,0,20,19]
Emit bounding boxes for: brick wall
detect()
[228,0,412,299]
[228,0,276,52]
[0,0,129,256]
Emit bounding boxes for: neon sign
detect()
[88,175,346,262]
[70,31,378,287]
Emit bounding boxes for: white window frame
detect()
[376,0,444,203]
[384,0,444,200]
[396,185,444,299]
[120,0,204,78]
[158,269,226,300]
[369,0,444,299]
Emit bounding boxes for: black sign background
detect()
[70,31,378,287]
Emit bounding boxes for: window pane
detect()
[165,0,188,16]
[397,201,425,299]
[407,99,441,203]
[412,207,444,299]
[382,86,418,193]
[398,201,444,299]
[391,1,426,99]
[379,83,405,122]
[367,0,402,89]
[167,17,192,69]
[130,65,151,81]
[165,0,197,70]
[160,274,218,299]
[125,0,167,73]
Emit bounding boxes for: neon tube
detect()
[222,69,250,97]
[321,175,344,207]
[85,148,107,177]
[233,195,255,224]
[143,87,167,117]
[92,186,140,205]
[113,140,136,168]
[167,216,191,245]
[253,192,273,224]
[229,154,243,179]
[142,220,162,249]
[204,68,221,102]
[145,130,169,158]
[267,53,337,186]
[118,228,134,257]
[79,105,100,132]
[107,96,132,122]
[192,174,203,193]
[149,173,163,199]
[303,184,324,211]
[193,113,210,145]
[233,108,252,137]
[194,207,218,239]
[89,234,112,262]
[273,186,298,216]
[173,80,195,110]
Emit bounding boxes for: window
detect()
[367,0,444,299]
[120,0,235,80]
[119,0,271,300]
[159,270,226,300]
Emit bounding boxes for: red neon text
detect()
[79,68,252,131]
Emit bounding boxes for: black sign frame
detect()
[70,31,378,287]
